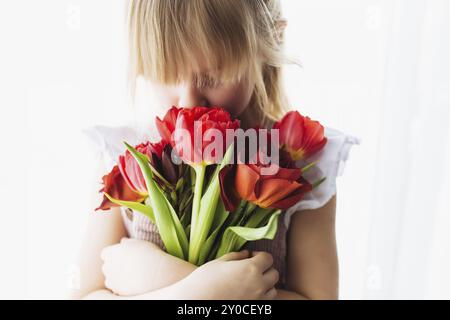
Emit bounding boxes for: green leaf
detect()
[185,224,191,239]
[124,142,187,260]
[198,201,229,265]
[188,163,206,258]
[215,227,239,259]
[189,145,234,265]
[215,210,282,258]
[230,210,281,242]
[164,195,189,258]
[243,207,274,228]
[103,193,154,223]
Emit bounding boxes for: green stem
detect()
[245,207,275,228]
[188,164,206,263]
[241,203,257,224]
[214,202,250,259]
[216,229,239,259]
[301,161,318,173]
[312,177,327,189]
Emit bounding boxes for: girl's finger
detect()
[263,268,280,288]
[250,251,273,272]
[264,287,278,300]
[219,250,250,261]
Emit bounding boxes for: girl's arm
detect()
[81,245,278,300]
[83,284,181,300]
[69,206,127,299]
[283,194,339,300]
[100,238,197,296]
[69,165,192,299]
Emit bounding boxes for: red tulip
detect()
[156,106,181,143]
[118,140,168,195]
[273,111,327,161]
[96,165,146,211]
[171,107,240,165]
[219,163,312,211]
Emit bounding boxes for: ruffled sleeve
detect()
[284,126,360,227]
[82,125,145,169]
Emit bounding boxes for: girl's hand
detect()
[179,250,279,300]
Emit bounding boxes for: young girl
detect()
[73,0,358,300]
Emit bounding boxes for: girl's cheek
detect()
[151,84,179,108]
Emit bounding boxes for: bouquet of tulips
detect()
[96,106,327,265]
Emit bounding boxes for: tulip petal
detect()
[235,164,260,202]
[274,111,327,161]
[219,165,240,212]
[96,165,145,211]
[270,178,313,209]
[260,166,302,181]
[156,106,180,142]
[256,178,301,208]
[118,153,147,194]
[161,144,178,184]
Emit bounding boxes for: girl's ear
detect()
[275,19,288,44]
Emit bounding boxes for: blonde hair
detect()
[127,0,298,123]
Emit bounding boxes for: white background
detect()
[0,0,449,299]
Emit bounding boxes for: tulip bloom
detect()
[96,165,146,211]
[273,111,327,162]
[156,106,240,165]
[220,163,313,212]
[170,106,240,165]
[118,140,168,195]
[156,106,181,143]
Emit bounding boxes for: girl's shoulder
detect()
[284,126,360,227]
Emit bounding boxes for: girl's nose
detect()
[178,84,209,108]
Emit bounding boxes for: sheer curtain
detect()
[361,0,450,299]
[0,0,449,299]
[282,0,450,299]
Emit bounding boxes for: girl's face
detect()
[150,70,255,119]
